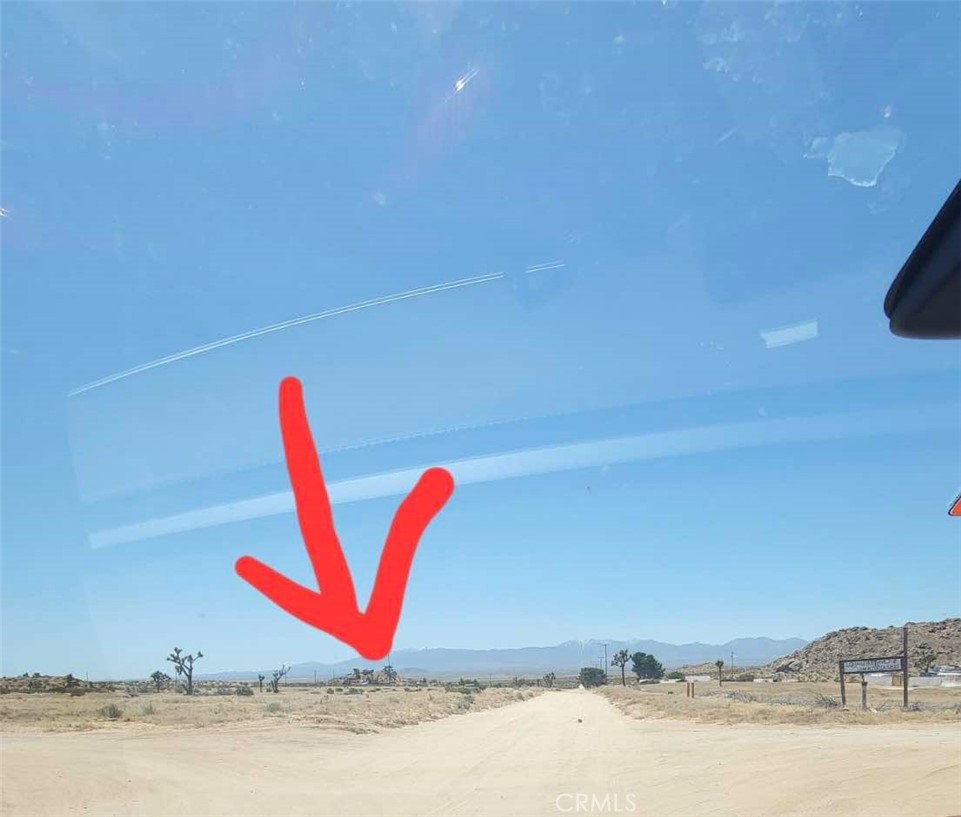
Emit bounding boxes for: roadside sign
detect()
[839,627,910,710]
[840,657,903,674]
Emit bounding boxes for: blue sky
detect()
[2,2,959,679]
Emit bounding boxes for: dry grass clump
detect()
[598,681,961,726]
[0,685,543,735]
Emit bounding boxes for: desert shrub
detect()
[265,702,282,713]
[68,689,86,697]
[235,685,254,696]
[346,688,363,695]
[735,673,756,682]
[666,671,685,680]
[326,688,335,694]
[813,693,840,709]
[639,679,659,685]
[723,690,759,702]
[99,704,123,720]
[578,667,607,688]
[140,703,156,716]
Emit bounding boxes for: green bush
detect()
[631,652,665,680]
[578,667,607,688]
[265,702,282,713]
[235,684,254,696]
[735,673,756,682]
[666,671,685,681]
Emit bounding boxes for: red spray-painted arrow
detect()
[235,377,454,659]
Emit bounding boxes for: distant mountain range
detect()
[200,636,807,681]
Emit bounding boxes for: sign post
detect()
[838,656,905,710]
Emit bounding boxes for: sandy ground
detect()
[2,689,959,817]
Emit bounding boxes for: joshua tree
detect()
[166,648,203,695]
[611,650,630,686]
[715,659,724,687]
[269,665,290,693]
[150,670,170,692]
[257,674,265,692]
[382,664,398,684]
[543,672,556,688]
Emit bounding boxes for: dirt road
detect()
[2,689,958,817]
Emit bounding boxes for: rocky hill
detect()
[762,619,961,681]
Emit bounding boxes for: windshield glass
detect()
[3,4,960,817]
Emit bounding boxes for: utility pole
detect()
[731,651,735,680]
[603,643,609,679]
[902,625,909,709]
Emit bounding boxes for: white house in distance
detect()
[864,665,961,688]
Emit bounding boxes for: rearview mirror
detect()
[884,180,960,339]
